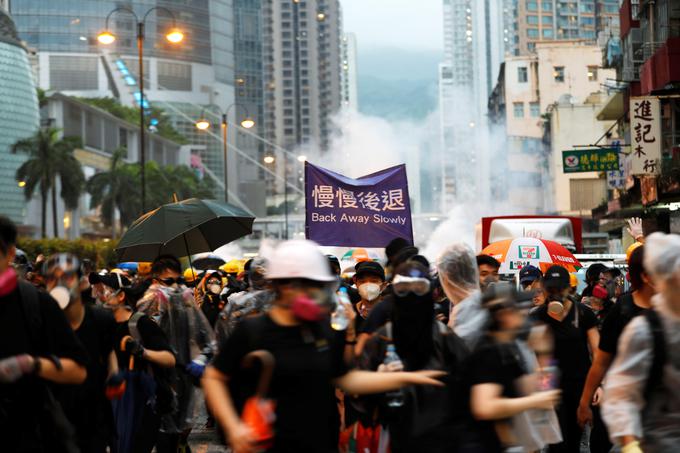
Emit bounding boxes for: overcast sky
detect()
[341,0,443,52]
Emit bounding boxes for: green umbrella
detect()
[116,198,255,262]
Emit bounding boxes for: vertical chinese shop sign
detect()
[305,162,414,247]
[630,96,661,175]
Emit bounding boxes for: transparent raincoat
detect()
[602,294,680,451]
[136,283,216,433]
[215,289,275,345]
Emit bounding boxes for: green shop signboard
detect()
[562,148,619,173]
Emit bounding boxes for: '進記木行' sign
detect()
[562,148,620,173]
[305,162,414,247]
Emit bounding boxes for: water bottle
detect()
[383,344,405,408]
[331,287,350,331]
[534,359,560,425]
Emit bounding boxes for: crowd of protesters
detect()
[1,213,679,453]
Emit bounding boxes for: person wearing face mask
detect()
[353,261,386,332]
[477,254,501,291]
[357,261,469,453]
[203,240,447,453]
[137,255,216,453]
[437,243,487,351]
[602,233,680,453]
[200,270,228,327]
[0,217,88,453]
[101,271,177,453]
[43,256,118,453]
[530,265,602,453]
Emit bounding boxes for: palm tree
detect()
[14,128,85,238]
[86,148,137,237]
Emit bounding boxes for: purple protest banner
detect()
[305,162,414,247]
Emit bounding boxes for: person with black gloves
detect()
[102,273,176,453]
[0,216,88,453]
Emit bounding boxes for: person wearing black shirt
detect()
[203,240,445,453]
[464,286,561,452]
[577,246,654,436]
[531,266,600,453]
[102,275,176,453]
[45,257,119,453]
[0,217,88,453]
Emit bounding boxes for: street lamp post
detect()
[98,7,184,214]
[195,104,255,203]
[264,154,306,240]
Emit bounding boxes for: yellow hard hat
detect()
[626,241,643,263]
[183,267,199,282]
[569,273,579,288]
[220,259,242,274]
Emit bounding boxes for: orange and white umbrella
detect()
[481,238,582,274]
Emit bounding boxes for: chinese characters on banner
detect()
[607,141,626,189]
[630,96,661,175]
[562,148,619,173]
[305,162,414,247]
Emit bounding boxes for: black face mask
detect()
[391,291,435,370]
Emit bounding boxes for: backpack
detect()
[17,281,79,453]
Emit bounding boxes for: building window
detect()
[517,66,528,83]
[49,55,98,90]
[542,15,553,24]
[527,1,538,11]
[541,1,552,10]
[157,61,192,91]
[513,102,525,118]
[543,28,554,38]
[553,66,565,82]
[527,42,536,51]
[530,102,540,117]
[527,15,539,24]
[588,65,598,81]
[527,28,539,38]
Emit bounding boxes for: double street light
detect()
[194,104,255,203]
[97,6,184,214]
[263,154,307,239]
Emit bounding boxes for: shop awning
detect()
[596,91,624,121]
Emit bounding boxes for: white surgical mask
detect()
[208,284,222,295]
[358,283,381,302]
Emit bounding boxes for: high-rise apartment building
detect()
[262,0,342,154]
[516,0,621,55]
[340,32,358,111]
[438,0,516,209]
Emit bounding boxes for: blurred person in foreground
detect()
[437,243,486,350]
[577,246,654,438]
[530,265,603,453]
[0,216,88,453]
[603,233,680,453]
[202,240,446,453]
[476,254,500,291]
[45,255,118,453]
[461,282,562,452]
[357,261,469,453]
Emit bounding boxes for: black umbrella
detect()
[116,198,255,262]
[191,253,226,271]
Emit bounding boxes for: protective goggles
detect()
[158,277,184,286]
[43,253,81,279]
[392,275,431,297]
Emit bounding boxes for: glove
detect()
[0,354,36,383]
[186,355,208,379]
[124,338,145,360]
[105,372,127,400]
[622,440,643,453]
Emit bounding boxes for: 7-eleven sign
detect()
[518,245,540,260]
